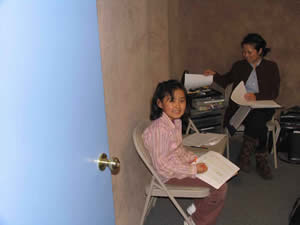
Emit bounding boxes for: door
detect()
[0,1,116,225]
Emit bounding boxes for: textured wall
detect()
[96,0,169,225]
[169,0,185,78]
[170,0,300,107]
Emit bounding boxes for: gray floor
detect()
[144,136,300,225]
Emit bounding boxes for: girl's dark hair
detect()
[150,79,190,121]
[241,33,271,57]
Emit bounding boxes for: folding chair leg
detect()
[145,197,156,218]
[270,121,281,169]
[151,197,157,208]
[167,194,191,225]
[153,177,193,225]
[272,129,278,169]
[142,183,193,225]
[266,130,270,149]
[186,118,200,135]
[225,129,230,159]
[226,137,230,159]
[140,178,155,225]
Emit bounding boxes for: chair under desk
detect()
[225,110,281,169]
[184,118,227,156]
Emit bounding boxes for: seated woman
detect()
[204,33,280,179]
[142,79,227,225]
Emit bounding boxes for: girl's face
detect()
[242,44,262,65]
[157,89,186,121]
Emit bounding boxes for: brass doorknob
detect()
[97,153,120,175]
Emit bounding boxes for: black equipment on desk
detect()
[278,106,300,164]
[181,70,225,134]
[185,87,225,133]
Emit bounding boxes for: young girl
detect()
[142,80,227,225]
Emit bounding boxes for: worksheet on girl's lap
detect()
[195,151,240,189]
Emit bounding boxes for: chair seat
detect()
[146,183,210,198]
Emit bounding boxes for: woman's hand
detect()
[196,163,208,173]
[244,93,256,101]
[203,69,216,76]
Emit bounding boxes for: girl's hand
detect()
[190,157,198,164]
[244,93,256,101]
[203,69,216,76]
[196,163,208,173]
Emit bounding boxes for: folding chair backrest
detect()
[133,120,157,176]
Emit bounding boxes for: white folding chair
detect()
[266,116,281,168]
[225,115,281,168]
[133,120,210,225]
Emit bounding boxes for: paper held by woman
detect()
[231,81,281,108]
[184,74,213,90]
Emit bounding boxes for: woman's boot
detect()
[238,135,257,172]
[255,152,273,180]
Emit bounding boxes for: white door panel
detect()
[0,1,116,225]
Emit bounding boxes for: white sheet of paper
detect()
[184,74,213,90]
[229,106,251,129]
[195,151,240,189]
[183,133,226,147]
[231,81,281,108]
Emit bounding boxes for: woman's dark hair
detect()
[241,33,271,57]
[150,79,190,121]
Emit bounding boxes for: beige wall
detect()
[170,0,300,107]
[168,0,185,78]
[97,0,169,225]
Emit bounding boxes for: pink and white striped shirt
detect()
[142,112,197,183]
